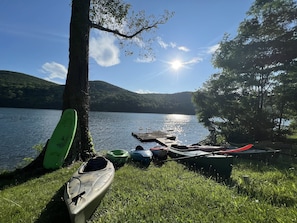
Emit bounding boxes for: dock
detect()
[132,131,178,147]
[155,137,178,147]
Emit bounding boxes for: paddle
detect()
[166,144,254,162]
[217,144,254,154]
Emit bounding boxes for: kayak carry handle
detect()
[72,191,86,205]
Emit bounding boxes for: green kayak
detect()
[168,145,233,179]
[106,149,130,167]
[43,109,78,169]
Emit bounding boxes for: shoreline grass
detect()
[1,152,297,223]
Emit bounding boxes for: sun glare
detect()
[171,60,183,70]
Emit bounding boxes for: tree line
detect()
[192,0,297,143]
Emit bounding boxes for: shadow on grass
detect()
[35,185,70,223]
[180,161,232,183]
[0,147,52,190]
[128,160,151,169]
[224,144,297,206]
[0,167,51,190]
[232,153,297,173]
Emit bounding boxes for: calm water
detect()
[0,108,209,171]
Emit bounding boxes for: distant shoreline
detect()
[0,70,196,115]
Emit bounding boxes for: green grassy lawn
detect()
[1,149,297,223]
[287,131,297,140]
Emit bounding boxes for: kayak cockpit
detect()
[81,156,108,173]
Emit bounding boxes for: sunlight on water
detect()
[160,114,205,145]
[165,114,191,122]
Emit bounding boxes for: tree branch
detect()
[89,20,159,38]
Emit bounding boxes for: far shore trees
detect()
[63,0,172,163]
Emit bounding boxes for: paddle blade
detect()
[219,144,253,154]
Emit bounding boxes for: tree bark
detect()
[63,0,94,162]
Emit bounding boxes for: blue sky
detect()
[0,0,253,94]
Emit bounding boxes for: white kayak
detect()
[64,156,115,223]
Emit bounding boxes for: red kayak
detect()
[183,144,253,154]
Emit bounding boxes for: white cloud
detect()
[41,62,67,83]
[135,89,156,94]
[157,37,176,49]
[184,57,203,65]
[90,31,120,67]
[178,46,190,52]
[135,56,156,63]
[157,37,169,49]
[157,37,190,53]
[170,42,177,48]
[132,36,146,48]
[207,44,220,54]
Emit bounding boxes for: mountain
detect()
[0,70,63,109]
[0,70,196,115]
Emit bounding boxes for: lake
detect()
[0,108,209,171]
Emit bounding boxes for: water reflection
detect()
[160,114,199,144]
[165,114,191,122]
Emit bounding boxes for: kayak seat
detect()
[84,156,107,172]
[135,145,144,150]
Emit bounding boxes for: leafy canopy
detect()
[193,0,297,143]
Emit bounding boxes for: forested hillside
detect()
[0,70,63,109]
[0,70,195,114]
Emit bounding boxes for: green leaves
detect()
[88,1,173,61]
[194,0,297,142]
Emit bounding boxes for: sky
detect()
[0,0,254,94]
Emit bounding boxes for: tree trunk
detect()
[63,0,94,163]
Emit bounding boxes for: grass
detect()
[0,164,80,223]
[1,150,297,223]
[287,130,297,141]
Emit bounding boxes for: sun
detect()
[170,60,183,70]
